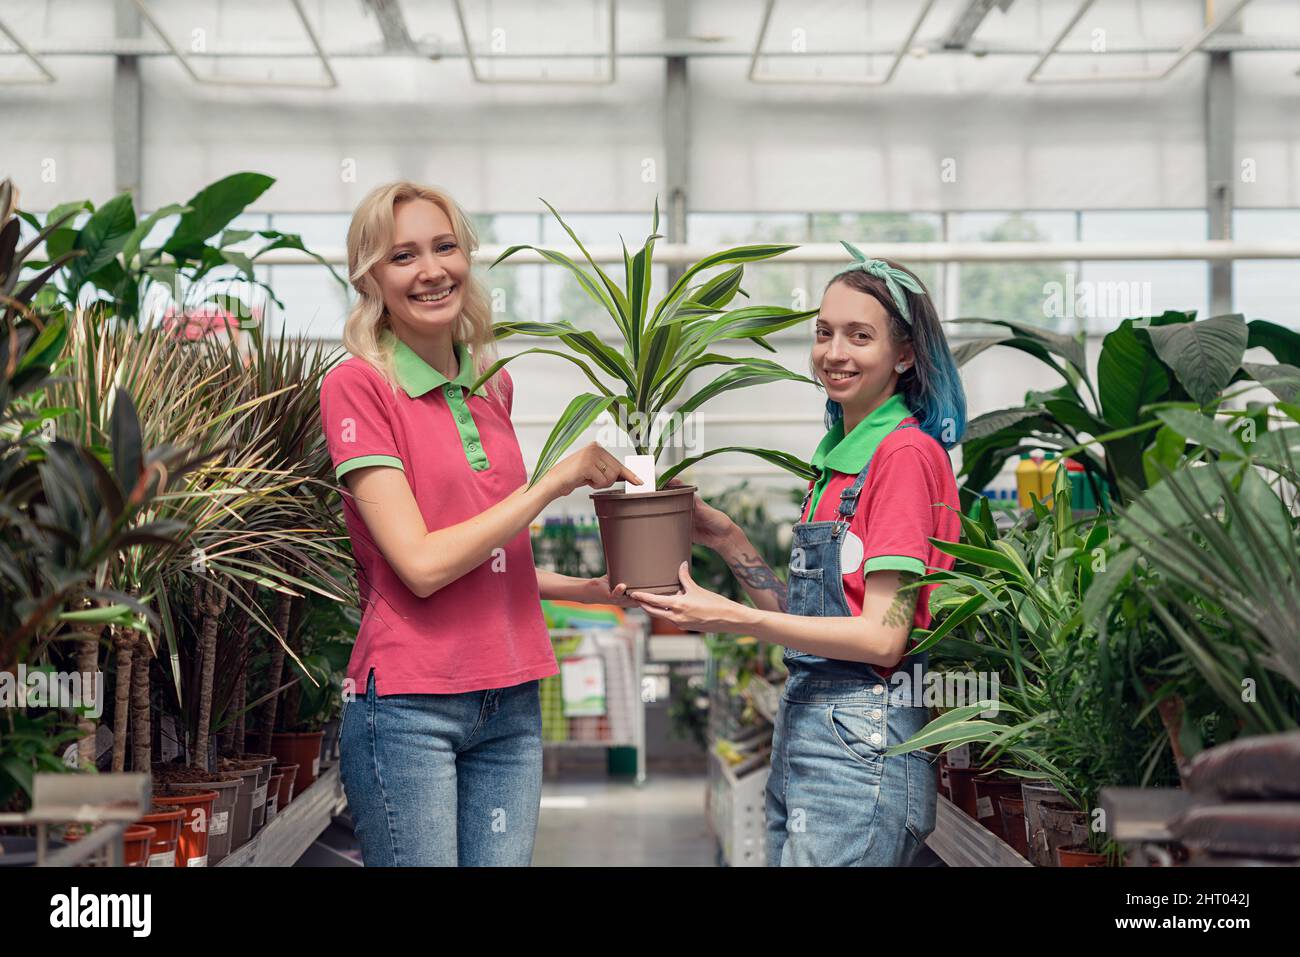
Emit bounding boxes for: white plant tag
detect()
[976,796,995,819]
[623,454,656,494]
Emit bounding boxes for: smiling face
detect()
[371,198,470,338]
[813,280,913,418]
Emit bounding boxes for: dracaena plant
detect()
[473,201,819,488]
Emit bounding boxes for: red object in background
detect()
[161,305,250,341]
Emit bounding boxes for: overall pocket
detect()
[787,565,824,618]
[826,704,887,771]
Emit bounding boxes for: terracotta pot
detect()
[122,824,155,867]
[269,732,324,794]
[65,824,157,867]
[590,485,695,595]
[161,777,239,864]
[265,773,284,822]
[1058,844,1108,867]
[973,773,1025,844]
[152,788,218,867]
[135,804,185,867]
[275,763,300,808]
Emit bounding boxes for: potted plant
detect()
[477,200,818,593]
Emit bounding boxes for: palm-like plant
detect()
[474,201,819,487]
[1109,406,1300,739]
[44,314,351,770]
[887,470,1178,847]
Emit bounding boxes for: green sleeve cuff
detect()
[336,454,404,480]
[864,555,927,576]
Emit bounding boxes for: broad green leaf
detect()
[1145,313,1248,408]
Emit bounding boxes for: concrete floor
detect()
[299,771,717,867]
[534,772,716,867]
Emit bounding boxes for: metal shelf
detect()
[217,762,346,867]
[927,795,1033,867]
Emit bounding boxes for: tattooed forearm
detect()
[728,551,789,612]
[882,572,920,630]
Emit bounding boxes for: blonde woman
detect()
[319,182,640,866]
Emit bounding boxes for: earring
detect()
[895,363,908,374]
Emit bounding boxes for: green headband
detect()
[833,241,924,325]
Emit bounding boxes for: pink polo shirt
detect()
[318,340,557,695]
[799,402,961,678]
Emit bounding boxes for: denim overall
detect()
[765,420,939,866]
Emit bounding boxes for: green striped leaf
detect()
[528,393,618,489]
[658,446,815,486]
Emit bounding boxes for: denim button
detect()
[870,709,882,720]
[870,732,882,745]
[872,684,884,695]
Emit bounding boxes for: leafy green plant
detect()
[1100,403,1300,740]
[955,311,1300,507]
[474,200,819,487]
[0,711,84,812]
[15,172,343,325]
[890,469,1178,849]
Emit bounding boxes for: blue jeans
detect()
[765,665,939,866]
[339,669,543,866]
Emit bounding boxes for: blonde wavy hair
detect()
[342,181,502,399]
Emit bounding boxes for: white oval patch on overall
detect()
[840,529,864,577]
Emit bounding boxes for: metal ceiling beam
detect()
[749,0,940,86]
[451,0,616,85]
[132,0,337,88]
[942,0,1015,50]
[1027,0,1256,84]
[0,14,56,83]
[364,0,416,54]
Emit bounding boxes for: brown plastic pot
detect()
[135,804,184,867]
[220,753,277,831]
[275,763,300,808]
[973,773,1026,844]
[265,772,284,822]
[220,765,261,850]
[161,777,239,864]
[1058,844,1108,867]
[999,795,1030,858]
[63,823,156,867]
[590,485,696,595]
[270,732,324,794]
[944,764,981,818]
[152,788,218,867]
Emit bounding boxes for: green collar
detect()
[388,334,484,398]
[811,392,912,476]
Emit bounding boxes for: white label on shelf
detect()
[147,851,175,867]
[976,796,995,819]
[266,796,278,818]
[187,855,208,867]
[252,783,267,809]
[947,744,971,769]
[210,810,229,836]
[312,757,320,777]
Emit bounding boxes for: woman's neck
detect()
[842,389,895,435]
[392,323,458,380]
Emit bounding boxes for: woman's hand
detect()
[628,562,756,634]
[544,442,644,499]
[585,574,639,608]
[664,478,737,551]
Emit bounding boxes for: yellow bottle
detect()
[1039,452,1061,506]
[1015,452,1043,509]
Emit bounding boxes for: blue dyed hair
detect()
[822,260,967,449]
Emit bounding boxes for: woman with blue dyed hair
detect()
[629,245,967,867]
